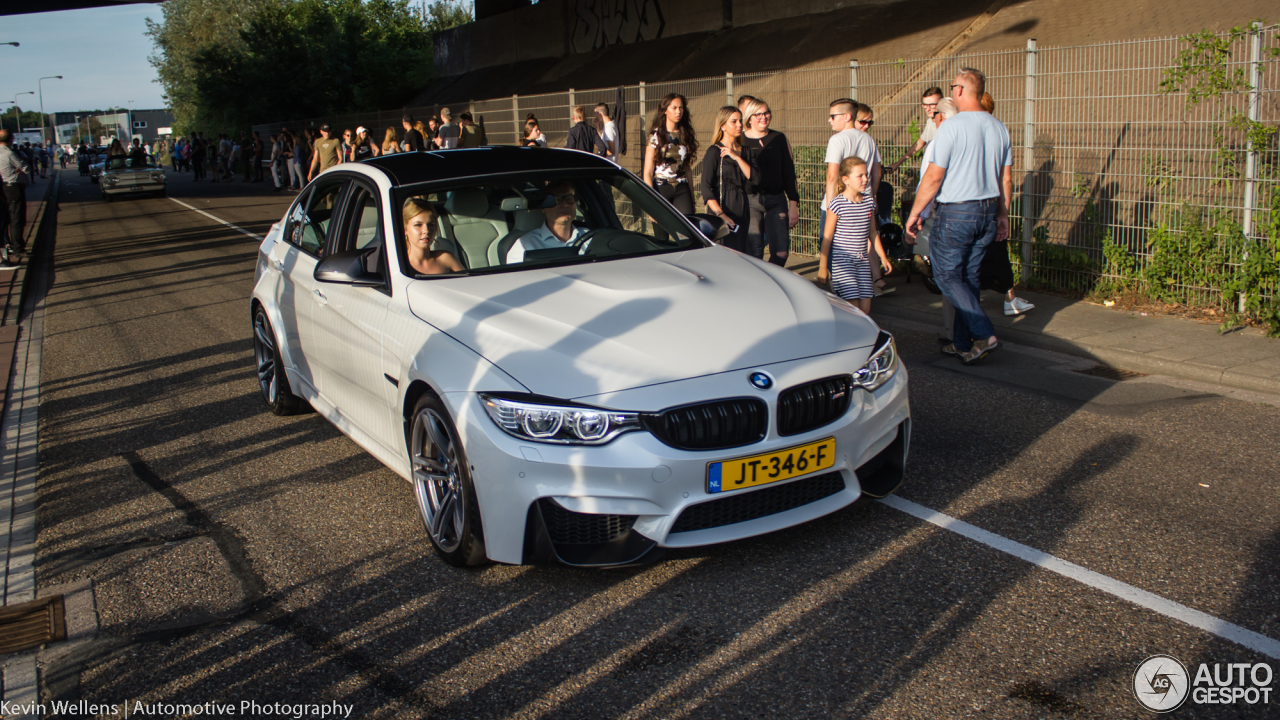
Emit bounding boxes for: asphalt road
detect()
[31,166,1280,719]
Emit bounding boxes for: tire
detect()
[251,307,303,415]
[409,394,488,567]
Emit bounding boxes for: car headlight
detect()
[150,172,164,182]
[104,175,118,185]
[481,394,641,445]
[853,331,898,392]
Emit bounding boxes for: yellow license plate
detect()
[707,438,836,494]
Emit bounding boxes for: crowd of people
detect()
[66,75,1027,360]
[622,75,1030,364]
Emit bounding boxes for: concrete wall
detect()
[437,0,566,75]
[436,0,729,75]
[732,0,879,27]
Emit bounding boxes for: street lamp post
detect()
[38,76,63,147]
[11,92,33,136]
[1,42,18,47]
[127,100,134,144]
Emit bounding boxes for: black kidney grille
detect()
[645,398,767,451]
[777,375,854,437]
[537,499,636,545]
[670,472,846,534]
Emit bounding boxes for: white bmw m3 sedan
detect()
[250,147,910,567]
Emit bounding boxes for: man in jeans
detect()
[0,130,31,265]
[905,68,1012,365]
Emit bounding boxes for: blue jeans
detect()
[930,199,998,351]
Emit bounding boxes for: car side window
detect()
[338,185,383,254]
[292,179,347,256]
[283,190,312,249]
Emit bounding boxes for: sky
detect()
[0,3,167,122]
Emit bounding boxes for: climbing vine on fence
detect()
[1090,21,1280,336]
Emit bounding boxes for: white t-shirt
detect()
[822,128,881,210]
[601,120,619,164]
[918,140,936,220]
[920,119,937,143]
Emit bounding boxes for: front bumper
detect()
[102,178,165,195]
[445,347,911,566]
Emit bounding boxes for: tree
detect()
[0,109,50,136]
[148,0,461,133]
[147,0,272,134]
[421,0,472,38]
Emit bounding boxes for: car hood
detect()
[406,247,881,399]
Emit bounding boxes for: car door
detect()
[272,177,348,396]
[309,180,396,445]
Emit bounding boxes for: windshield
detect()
[105,156,156,170]
[395,172,706,277]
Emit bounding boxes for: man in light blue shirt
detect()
[905,67,1012,364]
[506,181,590,264]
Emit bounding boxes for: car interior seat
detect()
[489,208,548,266]
[438,189,508,269]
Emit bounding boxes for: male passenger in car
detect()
[128,139,148,165]
[505,181,590,264]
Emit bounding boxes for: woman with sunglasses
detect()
[741,98,799,267]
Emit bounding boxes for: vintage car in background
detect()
[100,155,167,200]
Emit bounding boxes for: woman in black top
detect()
[644,94,699,219]
[699,106,756,253]
[349,127,379,162]
[740,98,800,267]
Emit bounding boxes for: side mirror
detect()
[314,248,383,287]
[688,212,730,241]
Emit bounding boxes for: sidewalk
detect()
[0,172,58,714]
[784,254,1280,396]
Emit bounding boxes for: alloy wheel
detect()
[252,311,278,404]
[411,408,465,553]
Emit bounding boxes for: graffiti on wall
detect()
[571,0,665,53]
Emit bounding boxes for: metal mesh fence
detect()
[254,27,1280,306]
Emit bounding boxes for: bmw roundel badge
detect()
[749,372,773,390]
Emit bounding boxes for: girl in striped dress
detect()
[817,156,893,312]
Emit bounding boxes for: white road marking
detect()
[169,197,263,241]
[880,495,1280,659]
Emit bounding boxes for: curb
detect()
[0,173,58,720]
[869,302,1280,397]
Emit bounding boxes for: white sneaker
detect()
[1004,297,1035,315]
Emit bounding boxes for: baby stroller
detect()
[875,183,917,283]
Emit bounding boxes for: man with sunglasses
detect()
[887,87,944,174]
[905,68,1012,365]
[822,98,881,236]
[506,181,590,264]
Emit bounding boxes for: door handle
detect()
[313,288,327,305]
